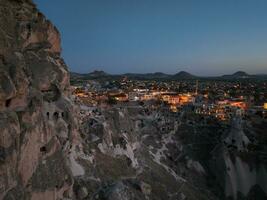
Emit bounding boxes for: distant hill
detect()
[122,71,197,80]
[150,72,170,78]
[232,71,249,77]
[222,71,250,79]
[123,72,170,79]
[70,70,110,81]
[219,71,267,80]
[172,71,196,79]
[70,70,267,81]
[88,70,109,77]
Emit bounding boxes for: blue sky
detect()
[34,0,267,75]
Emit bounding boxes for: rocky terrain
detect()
[0,0,78,199]
[73,104,218,200]
[73,103,267,200]
[0,0,267,200]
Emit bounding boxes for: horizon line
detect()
[70,70,267,77]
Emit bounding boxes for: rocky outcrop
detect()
[0,0,78,199]
[73,105,219,200]
[211,113,267,200]
[73,103,267,200]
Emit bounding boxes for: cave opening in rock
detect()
[53,112,59,121]
[5,98,11,107]
[40,146,47,153]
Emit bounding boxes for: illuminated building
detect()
[140,94,155,101]
[179,94,194,105]
[75,92,88,98]
[110,93,128,102]
[169,96,180,105]
[128,92,139,101]
[229,101,247,110]
[161,93,179,105]
[170,105,178,112]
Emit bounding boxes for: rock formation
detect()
[1,1,266,200]
[212,112,267,199]
[73,103,267,200]
[0,0,78,199]
[73,105,220,200]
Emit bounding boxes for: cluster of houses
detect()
[72,82,267,121]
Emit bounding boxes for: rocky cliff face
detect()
[0,0,78,199]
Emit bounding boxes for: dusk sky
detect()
[34,0,267,76]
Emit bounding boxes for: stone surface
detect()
[0,0,77,199]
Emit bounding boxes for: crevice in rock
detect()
[40,146,47,153]
[5,98,12,107]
